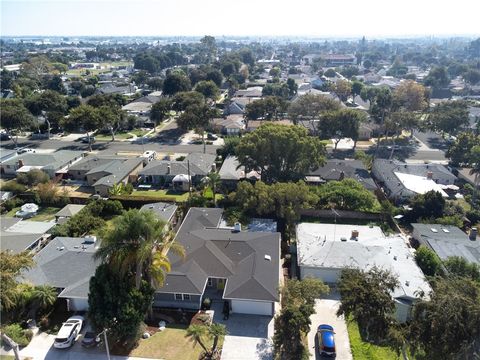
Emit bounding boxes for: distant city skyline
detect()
[1,0,480,38]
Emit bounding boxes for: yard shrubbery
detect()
[1,323,33,347]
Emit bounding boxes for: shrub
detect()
[16,169,50,187]
[1,197,24,213]
[415,245,444,277]
[1,323,33,347]
[0,181,27,194]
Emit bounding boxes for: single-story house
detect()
[296,222,431,322]
[55,204,86,224]
[411,223,479,265]
[218,155,260,190]
[211,115,245,135]
[97,82,138,95]
[372,159,457,202]
[1,150,85,178]
[122,91,162,116]
[0,216,55,254]
[68,155,144,196]
[139,153,217,188]
[22,236,99,311]
[140,202,178,226]
[305,159,377,191]
[154,208,281,316]
[224,97,262,116]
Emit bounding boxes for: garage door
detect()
[67,298,89,311]
[231,299,272,316]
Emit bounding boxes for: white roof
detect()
[5,219,55,234]
[394,172,448,197]
[296,223,431,300]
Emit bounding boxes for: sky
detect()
[1,0,480,38]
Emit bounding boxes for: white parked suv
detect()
[142,150,157,162]
[54,315,84,349]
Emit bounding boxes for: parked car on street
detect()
[0,132,11,141]
[207,133,218,140]
[54,315,84,349]
[17,148,36,154]
[79,136,95,144]
[316,324,336,357]
[81,330,101,348]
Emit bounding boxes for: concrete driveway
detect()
[212,302,274,360]
[308,299,352,360]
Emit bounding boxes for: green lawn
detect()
[96,129,150,141]
[131,189,190,202]
[347,321,402,360]
[128,325,224,360]
[6,206,59,222]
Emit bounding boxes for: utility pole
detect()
[187,160,192,203]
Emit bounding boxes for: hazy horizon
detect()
[2,0,480,38]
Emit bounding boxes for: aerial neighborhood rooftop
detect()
[1,28,479,360]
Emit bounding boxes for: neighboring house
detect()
[456,167,480,188]
[224,97,261,115]
[321,54,356,67]
[154,208,281,316]
[411,223,479,265]
[55,204,86,224]
[97,82,138,95]
[372,159,457,202]
[139,153,216,187]
[296,223,431,322]
[87,158,144,196]
[68,155,144,196]
[22,236,99,311]
[211,115,245,135]
[140,202,178,226]
[0,216,55,254]
[305,159,377,191]
[1,150,85,178]
[233,86,263,98]
[218,155,260,190]
[122,91,162,116]
[468,106,480,130]
[246,119,293,132]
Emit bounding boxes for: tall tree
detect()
[351,80,364,104]
[236,123,326,183]
[337,267,399,342]
[333,79,352,102]
[62,104,101,151]
[427,101,469,137]
[0,251,34,312]
[287,93,341,131]
[424,66,450,88]
[94,209,185,290]
[194,80,219,101]
[150,98,172,131]
[177,104,215,153]
[162,72,191,96]
[0,99,35,148]
[318,109,366,150]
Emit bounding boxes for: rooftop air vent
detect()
[430,228,438,233]
[264,255,271,261]
[340,237,347,242]
[442,228,450,233]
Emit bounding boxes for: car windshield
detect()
[55,338,68,343]
[323,346,335,352]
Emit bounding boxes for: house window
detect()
[183,294,190,301]
[175,293,182,301]
[207,278,213,287]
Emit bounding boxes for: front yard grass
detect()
[131,189,189,202]
[96,129,150,141]
[128,325,224,360]
[347,320,401,360]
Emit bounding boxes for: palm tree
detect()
[95,209,185,289]
[209,323,227,356]
[186,324,209,354]
[202,172,221,207]
[0,251,34,312]
[32,285,57,310]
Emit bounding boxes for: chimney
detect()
[426,171,433,180]
[469,227,478,241]
[167,165,171,174]
[351,229,359,240]
[339,171,345,181]
[17,159,24,168]
[211,163,217,172]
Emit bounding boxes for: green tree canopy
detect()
[194,80,219,100]
[414,245,444,277]
[236,123,326,183]
[427,100,469,136]
[162,72,191,96]
[287,93,341,124]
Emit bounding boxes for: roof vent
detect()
[393,255,397,260]
[442,228,449,233]
[405,280,410,286]
[233,222,241,233]
[264,255,271,261]
[430,228,438,233]
[59,246,65,251]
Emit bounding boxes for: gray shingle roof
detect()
[140,202,178,223]
[22,237,99,299]
[411,223,480,264]
[55,204,86,218]
[140,153,216,177]
[308,159,377,191]
[218,156,245,181]
[163,208,280,302]
[372,159,456,198]
[92,158,144,187]
[68,155,127,172]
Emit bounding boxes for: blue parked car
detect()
[316,324,336,357]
